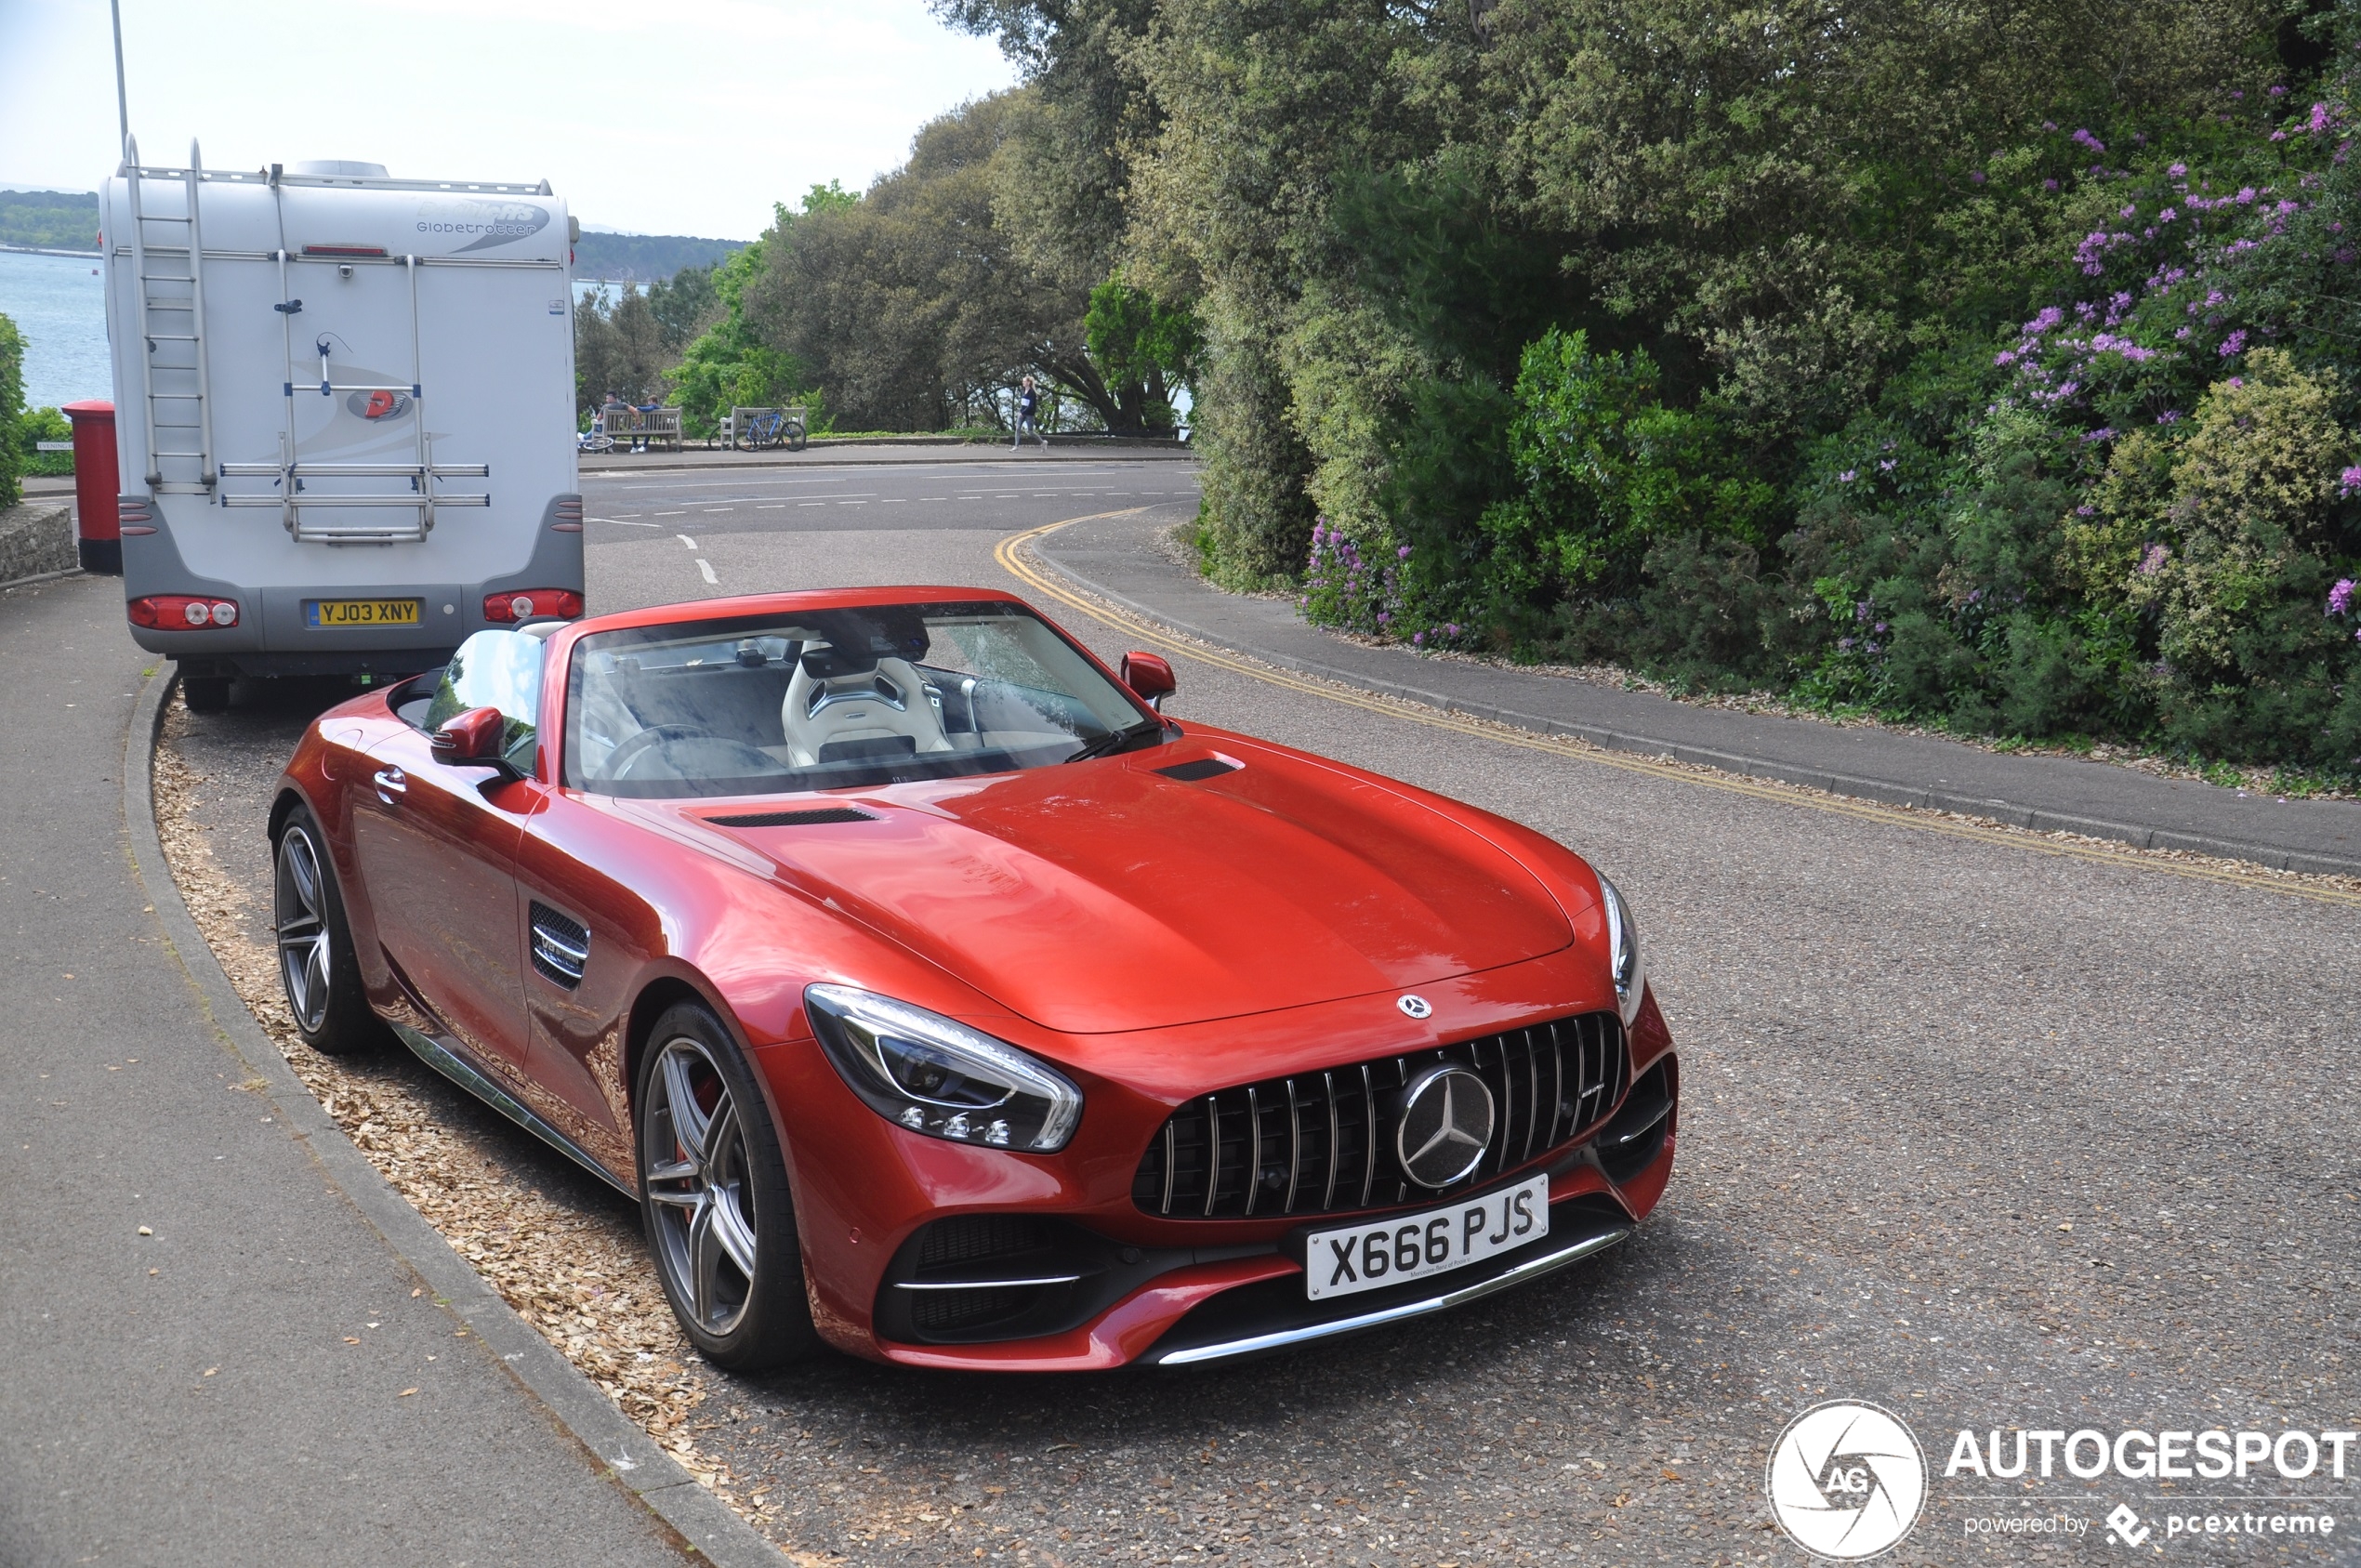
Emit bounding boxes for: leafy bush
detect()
[19,407,73,477]
[0,312,22,509]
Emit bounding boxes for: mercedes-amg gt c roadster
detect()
[269,587,1677,1371]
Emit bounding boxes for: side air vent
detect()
[707,807,879,828]
[529,903,588,988]
[1154,758,1241,782]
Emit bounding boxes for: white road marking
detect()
[697,559,719,585]
[655,510,687,516]
[677,534,697,549]
[758,503,787,509]
[704,507,734,513]
[590,518,663,527]
[799,501,824,507]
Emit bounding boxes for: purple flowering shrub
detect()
[1298,522,1465,647]
[1989,99,2358,437]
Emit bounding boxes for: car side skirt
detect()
[389,1020,636,1200]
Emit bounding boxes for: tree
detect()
[572,285,666,417]
[745,93,1180,434]
[1084,277,1197,432]
[646,264,719,353]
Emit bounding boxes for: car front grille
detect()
[1132,1011,1628,1220]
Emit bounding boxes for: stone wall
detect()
[0,501,76,586]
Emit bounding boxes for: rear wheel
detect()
[182,675,231,713]
[272,805,386,1055]
[636,1002,821,1370]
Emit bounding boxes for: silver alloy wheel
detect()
[273,825,334,1034]
[643,1035,759,1336]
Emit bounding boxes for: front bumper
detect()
[753,958,1680,1371]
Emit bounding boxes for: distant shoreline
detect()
[0,244,99,258]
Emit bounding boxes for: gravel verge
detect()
[148,686,804,1559]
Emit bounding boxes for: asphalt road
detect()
[169,466,2361,1565]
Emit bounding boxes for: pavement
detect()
[0,572,757,1567]
[1030,509,2361,878]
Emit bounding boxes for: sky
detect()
[0,0,1017,239]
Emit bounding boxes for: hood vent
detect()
[708,807,878,828]
[1154,758,1241,783]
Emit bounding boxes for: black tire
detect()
[635,1001,822,1370]
[784,420,807,452]
[271,804,388,1056]
[183,675,231,713]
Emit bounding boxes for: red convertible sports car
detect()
[270,587,1677,1371]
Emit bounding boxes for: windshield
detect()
[562,600,1158,797]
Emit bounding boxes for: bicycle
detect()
[578,427,615,454]
[735,411,808,453]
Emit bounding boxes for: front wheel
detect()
[272,804,387,1055]
[784,420,807,452]
[637,1002,821,1370]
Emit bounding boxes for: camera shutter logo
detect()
[1764,1401,1927,1560]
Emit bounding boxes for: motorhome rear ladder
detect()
[124,138,218,494]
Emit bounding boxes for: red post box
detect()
[61,400,122,576]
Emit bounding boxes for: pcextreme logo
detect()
[1765,1401,1929,1561]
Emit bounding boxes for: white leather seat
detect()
[779,654,952,767]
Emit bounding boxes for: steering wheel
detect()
[602,722,725,780]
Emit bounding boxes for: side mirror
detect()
[1119,652,1176,711]
[431,706,514,773]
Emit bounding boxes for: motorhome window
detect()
[563,601,1155,797]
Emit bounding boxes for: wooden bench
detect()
[600,405,684,452]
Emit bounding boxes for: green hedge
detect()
[20,407,72,476]
[0,312,21,509]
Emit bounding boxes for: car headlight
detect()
[1595,874,1644,1026]
[805,984,1083,1152]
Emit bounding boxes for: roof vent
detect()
[287,160,389,178]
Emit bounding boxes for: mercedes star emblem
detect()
[1394,1064,1496,1188]
[1397,994,1432,1020]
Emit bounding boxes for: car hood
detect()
[676,740,1574,1034]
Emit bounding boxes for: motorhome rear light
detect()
[301,244,388,257]
[484,589,584,623]
[129,596,238,629]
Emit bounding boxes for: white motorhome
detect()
[102,146,583,710]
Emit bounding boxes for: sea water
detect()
[0,254,623,414]
[0,249,112,410]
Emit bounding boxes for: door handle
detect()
[373,767,408,803]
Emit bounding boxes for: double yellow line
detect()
[997,513,2361,910]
